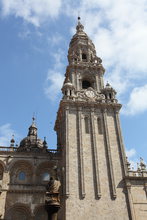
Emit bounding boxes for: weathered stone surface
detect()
[0,121,60,219]
[55,19,147,220]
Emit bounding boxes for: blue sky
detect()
[0,0,147,168]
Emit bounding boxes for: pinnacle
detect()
[76,17,84,33]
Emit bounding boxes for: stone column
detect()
[90,109,101,199]
[51,212,58,220]
[46,205,60,220]
[77,107,85,198]
[144,183,147,198]
[45,193,60,220]
[114,109,127,176]
[95,75,100,92]
[65,106,69,197]
[102,109,116,199]
[0,170,10,218]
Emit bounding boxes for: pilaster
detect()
[90,109,101,199]
[114,109,127,176]
[77,107,85,199]
[65,106,69,197]
[102,109,116,199]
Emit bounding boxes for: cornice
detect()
[60,99,121,109]
[124,176,147,181]
[66,63,105,73]
[54,98,122,130]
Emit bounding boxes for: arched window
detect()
[18,171,26,181]
[85,117,90,134]
[82,80,91,89]
[97,118,103,134]
[82,53,87,61]
[5,206,31,220]
[10,161,33,184]
[42,172,50,181]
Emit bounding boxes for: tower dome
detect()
[68,17,100,65]
[18,118,46,152]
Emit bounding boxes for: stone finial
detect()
[28,117,37,137]
[126,157,131,171]
[78,16,81,21]
[140,157,146,171]
[106,82,111,88]
[76,17,84,32]
[10,135,15,147]
[137,162,141,171]
[43,137,48,148]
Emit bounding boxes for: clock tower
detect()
[55,18,130,220]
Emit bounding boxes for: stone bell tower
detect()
[55,18,130,220]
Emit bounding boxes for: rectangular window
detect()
[85,117,90,134]
[97,118,103,134]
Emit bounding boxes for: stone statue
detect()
[46,177,61,194]
[45,177,61,206]
[45,177,61,220]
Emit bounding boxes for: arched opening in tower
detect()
[82,53,87,61]
[82,80,91,89]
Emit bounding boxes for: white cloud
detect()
[125,148,147,170]
[44,71,64,101]
[2,0,147,115]
[18,29,31,39]
[1,0,62,26]
[48,33,63,46]
[126,148,137,170]
[123,84,147,115]
[0,123,20,146]
[126,148,136,158]
[44,50,64,100]
[129,160,137,170]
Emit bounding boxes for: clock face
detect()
[85,90,95,98]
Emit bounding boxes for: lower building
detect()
[0,119,60,219]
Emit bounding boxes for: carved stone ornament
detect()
[85,90,95,98]
[46,177,61,194]
[76,87,105,102]
[45,177,61,207]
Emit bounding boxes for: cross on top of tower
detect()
[76,16,84,33]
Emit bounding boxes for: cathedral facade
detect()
[0,19,147,220]
[0,118,60,219]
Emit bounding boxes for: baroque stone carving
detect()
[76,88,105,102]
